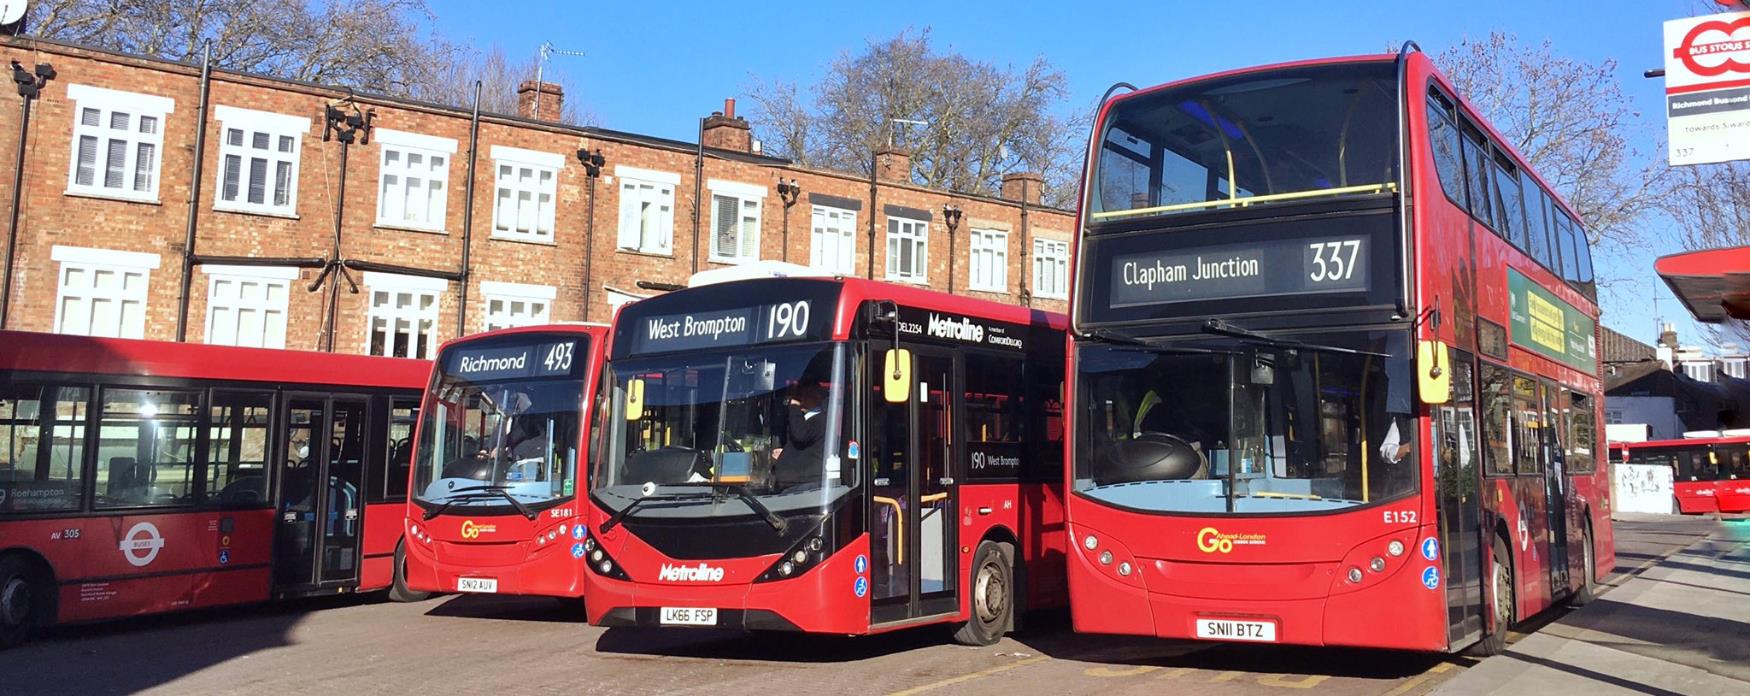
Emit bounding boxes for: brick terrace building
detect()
[0,38,1075,359]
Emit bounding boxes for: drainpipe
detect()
[1018,179,1032,307]
[314,106,373,353]
[578,147,604,320]
[1,60,55,329]
[866,153,877,279]
[692,117,704,274]
[174,43,213,341]
[320,137,350,352]
[456,81,480,337]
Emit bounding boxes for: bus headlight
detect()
[1099,551,1114,566]
[778,561,795,577]
[582,534,630,581]
[755,517,847,584]
[1369,557,1387,573]
[1346,567,1364,584]
[1387,540,1405,557]
[1083,535,1099,551]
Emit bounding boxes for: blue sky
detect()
[425,0,1722,349]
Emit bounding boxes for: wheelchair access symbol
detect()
[1422,566,1440,590]
[854,576,868,598]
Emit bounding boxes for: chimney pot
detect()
[725,98,736,119]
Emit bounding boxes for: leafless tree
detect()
[422,45,593,125]
[748,29,1083,208]
[1433,32,1665,250]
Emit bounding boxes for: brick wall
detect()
[0,38,1074,358]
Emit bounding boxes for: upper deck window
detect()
[1091,62,1399,222]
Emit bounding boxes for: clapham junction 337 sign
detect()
[1666,11,1750,165]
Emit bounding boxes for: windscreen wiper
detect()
[715,484,788,534]
[1200,319,1388,358]
[598,490,715,534]
[1085,328,1229,355]
[434,484,538,520]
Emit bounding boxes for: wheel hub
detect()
[973,561,1007,623]
[0,576,30,627]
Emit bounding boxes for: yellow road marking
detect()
[1085,665,1160,678]
[1379,662,1455,696]
[1259,674,1331,689]
[1154,667,1195,680]
[887,655,1050,696]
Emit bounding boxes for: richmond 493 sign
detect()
[1665,11,1750,165]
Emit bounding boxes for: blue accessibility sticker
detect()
[573,525,587,540]
[1422,566,1440,590]
[854,554,868,574]
[571,542,586,559]
[218,549,230,566]
[1421,537,1440,561]
[854,576,868,598]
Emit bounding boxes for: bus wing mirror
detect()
[1417,340,1451,405]
[625,379,645,420]
[883,349,912,403]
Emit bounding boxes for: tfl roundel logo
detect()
[119,522,166,567]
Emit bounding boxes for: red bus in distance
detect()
[583,276,1067,645]
[1609,435,1750,514]
[402,324,608,600]
[1065,46,1612,655]
[0,331,430,647]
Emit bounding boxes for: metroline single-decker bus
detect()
[1064,45,1612,654]
[582,276,1068,645]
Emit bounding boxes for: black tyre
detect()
[1570,525,1597,607]
[1467,537,1513,657]
[0,555,48,649]
[952,541,1014,647]
[388,542,431,603]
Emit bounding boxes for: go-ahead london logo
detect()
[119,522,166,567]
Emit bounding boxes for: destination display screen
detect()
[614,279,844,357]
[1109,236,1370,308]
[444,337,587,381]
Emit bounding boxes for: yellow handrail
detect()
[1090,182,1395,221]
[874,495,903,564]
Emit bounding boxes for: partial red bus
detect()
[402,324,608,599]
[1609,436,1750,514]
[583,275,1067,645]
[1064,47,1612,655]
[0,330,430,647]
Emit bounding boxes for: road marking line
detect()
[887,655,1049,696]
[1379,661,1454,696]
[1084,665,1160,678]
[1258,673,1331,689]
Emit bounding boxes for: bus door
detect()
[1434,355,1485,647]
[1542,382,1569,594]
[274,394,369,592]
[869,347,960,625]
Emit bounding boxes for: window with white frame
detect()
[51,246,160,338]
[968,228,1008,293]
[481,281,555,332]
[490,146,562,242]
[810,205,856,274]
[214,106,308,216]
[1033,237,1070,300]
[709,180,765,263]
[886,216,928,283]
[375,129,457,232]
[203,265,294,348]
[66,84,174,202]
[616,166,678,254]
[365,272,445,359]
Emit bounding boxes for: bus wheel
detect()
[953,541,1014,647]
[1570,525,1597,607]
[1469,537,1513,657]
[388,542,431,603]
[0,555,47,648]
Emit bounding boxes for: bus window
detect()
[1720,445,1749,480]
[1490,152,1523,243]
[1567,392,1595,473]
[1459,121,1493,230]
[1539,189,1563,274]
[1576,221,1596,296]
[207,390,272,506]
[95,388,201,508]
[1668,447,1712,481]
[0,386,42,487]
[1480,364,1513,476]
[382,398,419,501]
[1027,357,1066,483]
[1521,177,1547,263]
[1557,213,1581,283]
[0,385,89,514]
[1510,376,1542,474]
[1425,97,1467,206]
[964,355,1025,480]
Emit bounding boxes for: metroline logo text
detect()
[658,562,726,582]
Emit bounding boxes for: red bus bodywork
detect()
[583,278,1068,640]
[401,324,608,599]
[1610,437,1750,514]
[1064,51,1613,653]
[0,331,428,636]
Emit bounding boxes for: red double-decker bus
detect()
[583,276,1067,645]
[0,331,429,647]
[402,324,608,600]
[1609,436,1750,514]
[1064,46,1612,654]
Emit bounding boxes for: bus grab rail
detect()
[1089,182,1395,221]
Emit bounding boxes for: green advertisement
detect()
[1508,269,1596,372]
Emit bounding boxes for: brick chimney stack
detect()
[516,80,564,122]
[1001,172,1044,205]
[874,146,913,184]
[701,98,752,152]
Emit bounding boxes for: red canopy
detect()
[1656,247,1750,323]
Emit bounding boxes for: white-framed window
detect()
[65,84,174,203]
[50,245,160,338]
[481,280,555,332]
[490,146,562,242]
[810,205,857,274]
[364,272,445,359]
[708,179,765,263]
[1033,237,1071,300]
[203,265,294,348]
[214,106,309,217]
[886,216,928,283]
[374,129,457,232]
[968,228,1008,293]
[616,166,678,254]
